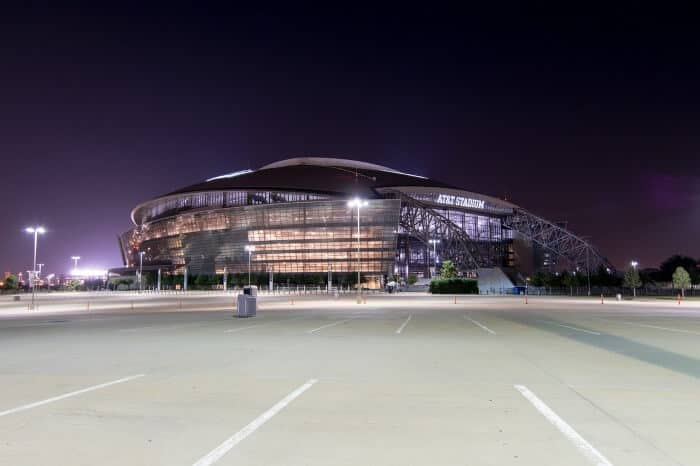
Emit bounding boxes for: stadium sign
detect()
[436,194,485,209]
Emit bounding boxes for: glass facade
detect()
[119,160,534,281]
[122,198,401,276]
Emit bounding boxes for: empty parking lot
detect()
[1,293,699,465]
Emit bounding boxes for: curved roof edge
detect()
[259,157,427,179]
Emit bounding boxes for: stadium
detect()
[117,157,611,289]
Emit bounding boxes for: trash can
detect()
[13,295,21,302]
[236,286,258,317]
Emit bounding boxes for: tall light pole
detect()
[71,256,81,271]
[429,239,440,278]
[631,260,639,298]
[244,245,255,286]
[138,251,145,292]
[348,198,368,304]
[25,226,46,310]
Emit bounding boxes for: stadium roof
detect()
[165,157,454,198]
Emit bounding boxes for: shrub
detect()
[429,277,478,294]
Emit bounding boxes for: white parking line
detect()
[224,324,264,333]
[307,318,355,333]
[395,314,412,334]
[464,315,496,335]
[0,374,145,418]
[193,379,318,466]
[515,385,614,466]
[624,322,700,336]
[544,321,601,336]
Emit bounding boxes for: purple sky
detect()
[1,5,699,275]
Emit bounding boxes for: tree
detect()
[672,266,691,297]
[659,255,699,284]
[2,274,19,291]
[561,271,576,296]
[194,274,209,289]
[440,260,458,279]
[530,271,552,287]
[407,274,418,285]
[623,266,642,297]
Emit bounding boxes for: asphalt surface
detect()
[1,292,699,465]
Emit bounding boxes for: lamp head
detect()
[347,198,368,208]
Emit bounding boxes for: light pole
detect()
[268,264,274,293]
[138,251,145,292]
[245,245,255,286]
[586,247,591,296]
[429,239,440,278]
[631,260,639,298]
[25,226,46,310]
[71,256,81,271]
[348,198,368,304]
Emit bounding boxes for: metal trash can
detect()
[236,286,258,317]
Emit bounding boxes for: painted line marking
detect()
[543,321,601,335]
[307,318,355,334]
[0,374,145,418]
[193,378,317,466]
[464,315,496,335]
[224,324,264,333]
[623,322,700,336]
[395,314,412,334]
[515,384,614,466]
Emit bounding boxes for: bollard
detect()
[179,299,182,310]
[678,293,681,305]
[525,291,529,305]
[601,294,604,304]
[87,301,90,312]
[454,295,457,304]
[363,296,367,304]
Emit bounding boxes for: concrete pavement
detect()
[0,293,698,465]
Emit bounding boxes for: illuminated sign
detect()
[436,194,485,209]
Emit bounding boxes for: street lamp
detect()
[630,260,639,298]
[429,239,440,278]
[244,245,255,286]
[348,198,368,304]
[138,251,146,292]
[25,226,46,310]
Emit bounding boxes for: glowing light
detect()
[25,226,46,234]
[244,245,256,252]
[347,198,368,208]
[206,169,254,182]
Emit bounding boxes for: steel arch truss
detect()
[503,208,613,272]
[391,191,501,271]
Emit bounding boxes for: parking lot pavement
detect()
[0,293,698,465]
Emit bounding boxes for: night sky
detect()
[2,4,699,275]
